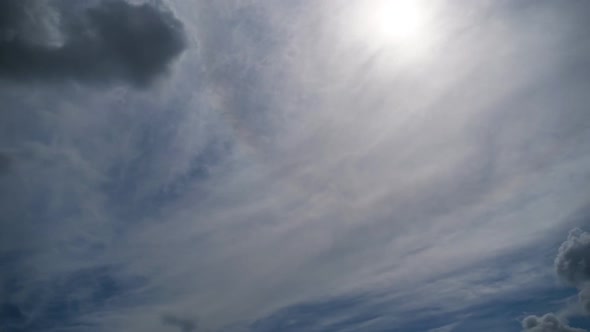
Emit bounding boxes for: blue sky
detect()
[1,0,590,331]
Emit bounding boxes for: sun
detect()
[351,0,432,52]
[374,1,425,43]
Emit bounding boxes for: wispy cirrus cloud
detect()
[0,0,589,331]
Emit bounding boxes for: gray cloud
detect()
[521,229,590,331]
[555,228,590,314]
[522,314,585,332]
[161,314,198,332]
[0,0,186,86]
[556,229,590,288]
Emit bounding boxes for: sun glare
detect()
[351,0,432,54]
[375,1,424,42]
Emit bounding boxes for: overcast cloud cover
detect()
[1,0,589,331]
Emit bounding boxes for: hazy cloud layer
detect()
[0,0,186,86]
[0,0,589,331]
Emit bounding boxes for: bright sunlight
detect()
[349,0,433,55]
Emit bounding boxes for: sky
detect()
[1,0,590,331]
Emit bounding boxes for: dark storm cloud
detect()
[0,0,186,86]
[161,314,198,332]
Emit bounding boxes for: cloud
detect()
[520,229,590,332]
[1,0,590,331]
[161,314,198,332]
[555,228,590,313]
[0,0,186,86]
[556,229,590,288]
[522,314,585,332]
[427,322,460,332]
